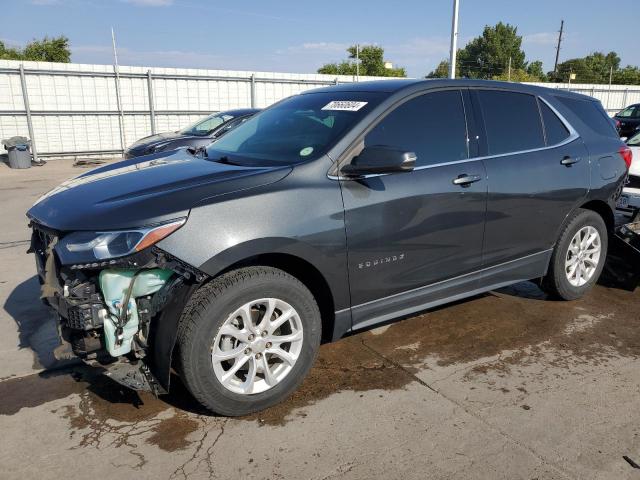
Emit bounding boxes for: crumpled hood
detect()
[27,149,291,232]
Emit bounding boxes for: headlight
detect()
[55,218,186,265]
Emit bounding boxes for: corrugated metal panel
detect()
[1,59,638,159]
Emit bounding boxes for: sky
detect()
[1,0,638,78]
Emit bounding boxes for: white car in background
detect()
[618,131,640,215]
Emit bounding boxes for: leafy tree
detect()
[318,45,406,77]
[526,61,547,81]
[550,52,620,83]
[427,22,539,80]
[0,36,70,63]
[613,65,640,85]
[492,68,543,82]
[457,22,526,79]
[425,60,451,79]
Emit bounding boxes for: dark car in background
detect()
[613,104,640,138]
[27,80,629,416]
[124,108,259,158]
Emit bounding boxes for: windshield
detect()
[628,132,640,146]
[206,91,385,165]
[179,113,234,136]
[617,106,640,118]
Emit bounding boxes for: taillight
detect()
[619,145,633,170]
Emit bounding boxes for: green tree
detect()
[526,60,547,81]
[425,60,451,79]
[318,45,406,77]
[457,22,526,79]
[550,52,620,83]
[613,65,640,85]
[0,36,70,63]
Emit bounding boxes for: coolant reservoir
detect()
[99,269,173,357]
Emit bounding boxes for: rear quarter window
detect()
[539,100,571,146]
[555,96,617,138]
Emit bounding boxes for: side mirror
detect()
[621,137,628,142]
[341,145,416,176]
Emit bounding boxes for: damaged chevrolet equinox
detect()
[28,79,631,416]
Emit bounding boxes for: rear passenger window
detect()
[476,90,545,155]
[539,100,570,145]
[556,96,617,138]
[365,90,468,167]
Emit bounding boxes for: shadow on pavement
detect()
[3,275,74,370]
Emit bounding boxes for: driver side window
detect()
[364,90,469,167]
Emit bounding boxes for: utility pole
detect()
[111,27,126,152]
[356,44,360,82]
[507,56,512,81]
[553,19,564,74]
[448,0,460,79]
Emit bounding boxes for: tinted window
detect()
[540,100,570,145]
[476,90,545,155]
[556,96,617,138]
[617,106,640,118]
[364,90,468,167]
[206,92,384,165]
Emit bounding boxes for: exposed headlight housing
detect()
[55,218,186,265]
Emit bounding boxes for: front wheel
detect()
[542,209,608,300]
[177,266,321,416]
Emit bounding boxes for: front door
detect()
[339,89,487,328]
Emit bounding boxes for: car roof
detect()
[302,78,596,102]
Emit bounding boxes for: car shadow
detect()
[2,275,76,370]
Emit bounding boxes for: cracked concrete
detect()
[1,158,640,479]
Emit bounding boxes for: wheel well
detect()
[579,200,615,234]
[219,253,336,343]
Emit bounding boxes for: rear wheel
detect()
[542,209,608,300]
[177,266,321,416]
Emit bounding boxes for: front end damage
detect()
[29,222,206,395]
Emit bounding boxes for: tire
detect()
[542,208,608,300]
[177,266,321,416]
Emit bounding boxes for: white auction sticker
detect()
[321,101,368,112]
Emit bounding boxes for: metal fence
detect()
[0,60,389,160]
[1,59,639,161]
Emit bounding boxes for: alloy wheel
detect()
[211,298,304,395]
[565,226,601,287]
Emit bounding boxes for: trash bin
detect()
[2,136,32,169]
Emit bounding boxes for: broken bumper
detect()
[29,222,205,393]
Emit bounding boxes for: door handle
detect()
[561,156,581,166]
[452,174,482,186]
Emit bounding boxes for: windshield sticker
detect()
[321,101,368,112]
[300,146,314,157]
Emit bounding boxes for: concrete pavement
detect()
[1,158,639,480]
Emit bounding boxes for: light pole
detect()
[449,0,460,79]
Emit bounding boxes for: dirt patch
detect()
[240,334,413,426]
[146,414,200,452]
[0,370,86,416]
[362,282,640,377]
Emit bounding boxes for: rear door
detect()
[471,89,589,268]
[340,89,487,326]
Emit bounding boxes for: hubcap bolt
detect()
[244,348,251,355]
[255,352,262,359]
[248,334,255,341]
[266,342,272,349]
[261,331,268,337]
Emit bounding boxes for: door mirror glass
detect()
[341,145,416,176]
